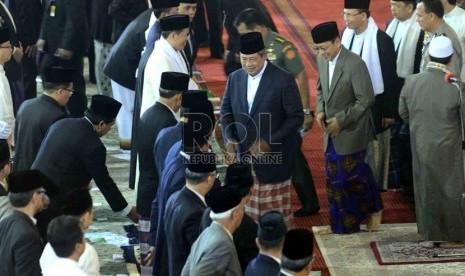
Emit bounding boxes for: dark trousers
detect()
[41,54,87,117]
[194,0,224,54]
[22,55,38,100]
[291,136,320,212]
[8,79,24,115]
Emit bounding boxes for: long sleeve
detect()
[0,73,15,142]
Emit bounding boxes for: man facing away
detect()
[164,151,217,276]
[40,188,100,276]
[244,211,287,276]
[42,215,87,276]
[182,185,244,276]
[279,229,315,276]
[399,36,465,248]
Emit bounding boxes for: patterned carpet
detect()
[80,1,422,275]
[314,224,465,275]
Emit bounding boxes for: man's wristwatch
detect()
[303,109,314,117]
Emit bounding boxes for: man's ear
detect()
[75,237,86,255]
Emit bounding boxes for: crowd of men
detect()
[0,0,464,275]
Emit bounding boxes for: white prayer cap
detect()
[0,121,11,139]
[428,36,453,58]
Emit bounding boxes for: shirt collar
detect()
[213,221,234,240]
[158,101,177,118]
[0,181,7,192]
[180,151,190,160]
[329,49,342,65]
[29,215,37,225]
[248,61,268,80]
[261,253,282,265]
[186,185,206,206]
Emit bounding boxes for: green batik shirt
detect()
[263,31,305,76]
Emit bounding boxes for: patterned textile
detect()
[325,143,384,234]
[245,171,292,225]
[138,216,152,275]
[94,40,113,97]
[388,122,413,189]
[365,129,390,190]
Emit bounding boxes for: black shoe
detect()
[294,208,320,217]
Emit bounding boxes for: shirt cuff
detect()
[117,204,131,217]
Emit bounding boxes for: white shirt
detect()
[247,61,268,113]
[145,13,158,43]
[349,32,366,56]
[40,242,100,276]
[213,221,233,240]
[391,16,414,52]
[158,101,177,118]
[42,258,87,276]
[142,37,198,117]
[0,65,15,144]
[186,185,206,206]
[328,50,341,88]
[444,6,465,80]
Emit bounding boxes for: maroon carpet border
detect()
[267,0,317,69]
[370,242,465,265]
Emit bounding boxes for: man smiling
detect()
[221,32,303,225]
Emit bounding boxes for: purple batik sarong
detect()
[325,142,384,234]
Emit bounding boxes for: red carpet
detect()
[195,1,416,275]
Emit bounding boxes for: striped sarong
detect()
[326,143,384,234]
[245,170,293,226]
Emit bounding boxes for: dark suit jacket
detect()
[316,46,376,155]
[200,206,259,272]
[184,29,197,70]
[108,0,148,43]
[151,154,187,275]
[14,94,68,171]
[373,30,398,134]
[39,0,88,56]
[31,118,128,212]
[130,35,158,189]
[244,253,280,276]
[136,102,177,217]
[91,0,113,43]
[164,187,206,276]
[5,0,42,47]
[220,62,303,183]
[0,210,42,276]
[103,8,151,90]
[153,122,182,178]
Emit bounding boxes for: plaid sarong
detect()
[138,216,152,275]
[245,170,293,225]
[326,143,384,234]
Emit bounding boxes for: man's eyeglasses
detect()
[313,43,333,53]
[0,44,13,50]
[36,189,47,195]
[341,11,364,18]
[62,88,74,94]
